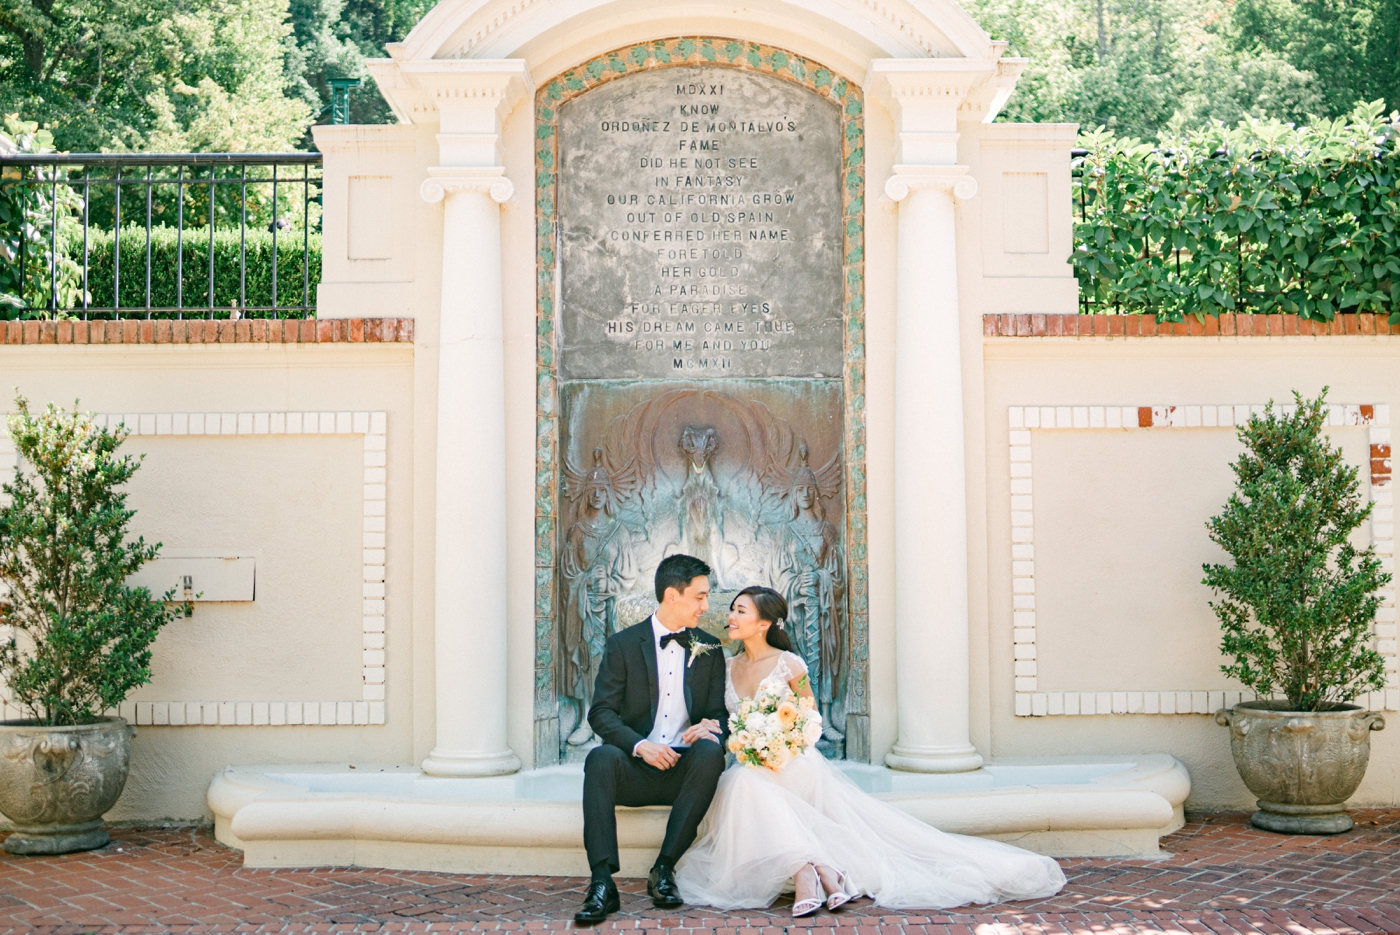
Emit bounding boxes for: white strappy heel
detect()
[824,868,854,911]
[791,863,825,918]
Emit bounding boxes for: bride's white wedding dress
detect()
[675,652,1067,910]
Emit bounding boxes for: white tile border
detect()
[0,410,388,727]
[1008,402,1396,717]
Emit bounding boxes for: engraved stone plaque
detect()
[556,66,844,379]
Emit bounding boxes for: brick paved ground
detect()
[5,811,1400,935]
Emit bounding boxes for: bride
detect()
[675,586,1067,914]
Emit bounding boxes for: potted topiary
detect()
[0,397,186,854]
[1208,389,1390,834]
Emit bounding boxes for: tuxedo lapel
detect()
[639,623,659,726]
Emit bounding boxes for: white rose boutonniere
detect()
[687,639,717,668]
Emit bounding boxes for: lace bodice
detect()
[724,651,807,714]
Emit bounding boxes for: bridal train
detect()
[675,651,1067,911]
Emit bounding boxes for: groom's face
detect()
[666,575,711,627]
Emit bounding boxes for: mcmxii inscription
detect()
[557,65,844,380]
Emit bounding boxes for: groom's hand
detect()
[635,741,680,770]
[680,719,721,745]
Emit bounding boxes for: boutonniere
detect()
[688,640,717,668]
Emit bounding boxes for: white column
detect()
[419,167,521,777]
[883,165,984,773]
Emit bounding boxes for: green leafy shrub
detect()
[1203,389,1391,711]
[0,115,85,315]
[77,226,321,315]
[1074,101,1400,323]
[0,397,187,726]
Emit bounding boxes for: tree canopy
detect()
[965,0,1398,137]
[0,0,1395,151]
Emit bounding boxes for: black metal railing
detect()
[1069,147,1093,314]
[0,153,322,320]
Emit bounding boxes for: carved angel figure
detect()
[768,444,847,741]
[560,447,639,746]
[676,425,733,587]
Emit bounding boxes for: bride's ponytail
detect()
[732,586,794,652]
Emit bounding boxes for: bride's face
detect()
[727,595,769,644]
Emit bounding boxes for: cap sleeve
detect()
[782,651,808,678]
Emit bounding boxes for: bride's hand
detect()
[680,719,721,745]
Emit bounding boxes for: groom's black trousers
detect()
[582,739,725,874]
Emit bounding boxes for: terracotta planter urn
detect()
[1216,700,1384,834]
[0,718,135,854]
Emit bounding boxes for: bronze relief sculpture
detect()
[560,448,639,746]
[556,387,851,757]
[768,445,847,742]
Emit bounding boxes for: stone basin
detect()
[208,754,1190,874]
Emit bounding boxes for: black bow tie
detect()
[659,630,693,651]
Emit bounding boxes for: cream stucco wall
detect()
[1,344,416,820]
[981,338,1399,808]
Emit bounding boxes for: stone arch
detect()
[368,0,1020,127]
[394,0,1004,67]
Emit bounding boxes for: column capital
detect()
[884,165,978,203]
[420,166,514,205]
[368,58,532,140]
[866,58,1019,162]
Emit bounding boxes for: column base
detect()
[885,743,984,774]
[422,748,522,778]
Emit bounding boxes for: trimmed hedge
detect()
[1073,101,1400,322]
[75,226,321,315]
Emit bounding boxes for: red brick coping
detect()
[1,318,414,345]
[985,312,1399,337]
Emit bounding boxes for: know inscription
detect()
[556,66,844,379]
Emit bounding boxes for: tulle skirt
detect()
[674,750,1067,910]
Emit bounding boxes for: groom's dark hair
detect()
[655,554,712,601]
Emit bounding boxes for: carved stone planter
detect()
[1216,701,1384,834]
[0,718,134,854]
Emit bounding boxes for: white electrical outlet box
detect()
[127,550,256,602]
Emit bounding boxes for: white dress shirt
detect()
[635,614,692,755]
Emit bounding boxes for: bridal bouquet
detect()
[727,682,822,771]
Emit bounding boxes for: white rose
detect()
[802,719,822,747]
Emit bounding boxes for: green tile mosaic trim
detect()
[533,37,868,764]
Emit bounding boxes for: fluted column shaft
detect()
[420,167,520,777]
[884,166,984,774]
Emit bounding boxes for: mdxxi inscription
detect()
[556,66,843,379]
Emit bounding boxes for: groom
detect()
[575,553,728,924]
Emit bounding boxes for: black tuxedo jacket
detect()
[587,619,729,755]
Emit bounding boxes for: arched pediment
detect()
[386,0,1002,79]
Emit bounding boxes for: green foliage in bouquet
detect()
[1204,389,1390,711]
[0,397,186,725]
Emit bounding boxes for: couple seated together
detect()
[576,553,1066,923]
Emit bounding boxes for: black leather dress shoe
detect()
[574,881,619,925]
[647,863,684,909]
